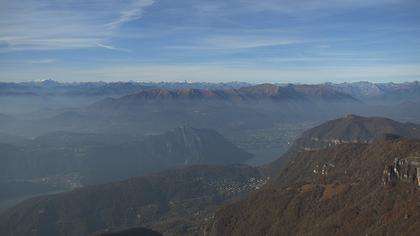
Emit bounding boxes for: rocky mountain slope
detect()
[0,165,266,236]
[208,137,420,235]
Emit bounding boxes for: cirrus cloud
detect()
[0,0,155,51]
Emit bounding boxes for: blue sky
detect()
[0,0,419,83]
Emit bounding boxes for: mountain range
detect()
[94,84,356,104]
[326,81,420,103]
[0,80,250,96]
[3,81,420,141]
[2,80,419,103]
[0,83,364,138]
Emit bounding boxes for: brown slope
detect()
[208,138,420,236]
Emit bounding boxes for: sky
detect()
[0,0,419,83]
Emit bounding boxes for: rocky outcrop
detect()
[383,156,420,187]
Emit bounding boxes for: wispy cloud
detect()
[95,43,129,52]
[201,36,299,49]
[106,0,155,29]
[0,0,155,51]
[168,35,300,51]
[26,59,57,64]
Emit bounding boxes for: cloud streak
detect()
[95,42,129,52]
[0,0,155,51]
[167,35,300,51]
[26,59,57,64]
[201,36,299,50]
[107,0,155,29]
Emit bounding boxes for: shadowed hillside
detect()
[0,165,266,236]
[0,126,253,214]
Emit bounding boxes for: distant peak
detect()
[41,79,59,84]
[344,114,362,119]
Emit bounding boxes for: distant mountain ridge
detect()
[96,84,357,104]
[326,81,420,102]
[0,80,250,96]
[2,80,419,104]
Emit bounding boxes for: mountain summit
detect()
[291,114,420,152]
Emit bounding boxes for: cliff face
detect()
[383,156,420,187]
